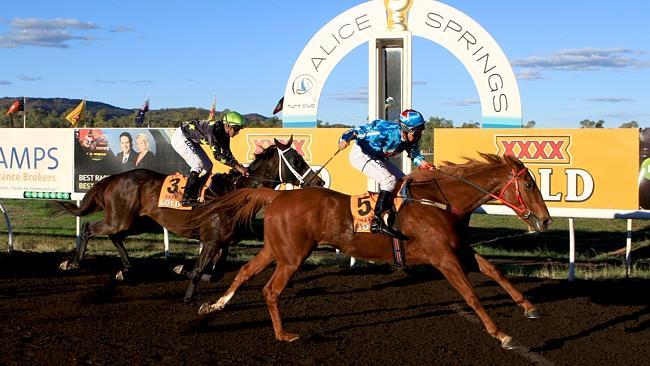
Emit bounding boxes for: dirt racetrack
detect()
[0,251,648,365]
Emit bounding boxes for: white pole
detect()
[75,200,81,250]
[164,228,170,259]
[568,218,575,281]
[625,219,632,277]
[22,96,26,128]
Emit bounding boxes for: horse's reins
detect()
[427,167,531,218]
[402,167,531,219]
[303,148,341,186]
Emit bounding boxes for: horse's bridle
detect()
[429,167,531,219]
[495,168,531,218]
[276,147,312,186]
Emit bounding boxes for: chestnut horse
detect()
[53,137,324,301]
[196,153,551,348]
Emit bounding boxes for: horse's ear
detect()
[287,135,294,147]
[504,154,524,169]
[274,138,284,148]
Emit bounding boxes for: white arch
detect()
[282,0,521,128]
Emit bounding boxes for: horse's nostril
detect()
[543,218,552,226]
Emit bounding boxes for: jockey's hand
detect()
[338,140,349,150]
[236,165,249,177]
[418,162,435,171]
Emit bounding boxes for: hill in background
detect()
[0,97,284,128]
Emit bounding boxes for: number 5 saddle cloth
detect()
[350,183,406,233]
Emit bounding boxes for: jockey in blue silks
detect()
[338,109,434,240]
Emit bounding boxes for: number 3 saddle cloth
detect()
[158,172,212,210]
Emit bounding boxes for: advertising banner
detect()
[74,128,189,193]
[434,129,640,213]
[0,128,74,199]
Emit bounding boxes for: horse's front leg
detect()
[474,253,543,318]
[432,250,517,349]
[199,246,274,314]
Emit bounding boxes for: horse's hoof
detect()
[500,336,524,350]
[278,332,300,342]
[58,260,78,271]
[115,271,125,281]
[524,308,544,319]
[501,336,514,350]
[198,303,215,316]
[172,265,184,275]
[200,274,212,282]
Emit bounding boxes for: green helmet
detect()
[223,111,245,127]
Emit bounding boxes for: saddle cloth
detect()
[350,190,405,233]
[158,172,211,210]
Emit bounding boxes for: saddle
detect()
[158,172,213,210]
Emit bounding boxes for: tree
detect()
[524,120,536,128]
[579,119,605,128]
[620,121,639,128]
[419,117,453,153]
[460,121,480,128]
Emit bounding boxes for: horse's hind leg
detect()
[183,241,223,303]
[59,222,91,271]
[434,253,515,349]
[473,253,542,318]
[110,235,132,281]
[199,246,274,314]
[263,262,301,342]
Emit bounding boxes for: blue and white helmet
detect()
[399,109,425,130]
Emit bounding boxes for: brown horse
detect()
[196,153,552,348]
[53,137,325,301]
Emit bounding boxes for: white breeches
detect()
[348,144,404,191]
[171,128,212,175]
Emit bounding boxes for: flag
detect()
[273,96,284,115]
[65,100,85,126]
[6,99,24,116]
[207,96,217,122]
[134,99,149,125]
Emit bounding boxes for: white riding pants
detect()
[171,128,212,175]
[348,144,404,191]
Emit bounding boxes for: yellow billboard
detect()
[434,129,639,210]
[208,128,367,195]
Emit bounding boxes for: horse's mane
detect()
[404,153,523,184]
[228,144,278,174]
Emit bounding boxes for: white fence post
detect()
[568,218,576,281]
[625,219,633,277]
[164,228,170,259]
[0,201,14,253]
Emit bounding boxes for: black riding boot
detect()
[181,171,201,207]
[370,190,409,240]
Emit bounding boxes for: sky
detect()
[1,0,649,128]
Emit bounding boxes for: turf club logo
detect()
[246,135,312,162]
[495,136,572,164]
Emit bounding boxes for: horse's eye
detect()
[525,182,533,189]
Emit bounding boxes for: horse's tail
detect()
[200,187,281,228]
[50,176,112,217]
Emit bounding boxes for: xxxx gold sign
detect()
[495,136,571,164]
[246,134,312,162]
[435,129,639,211]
